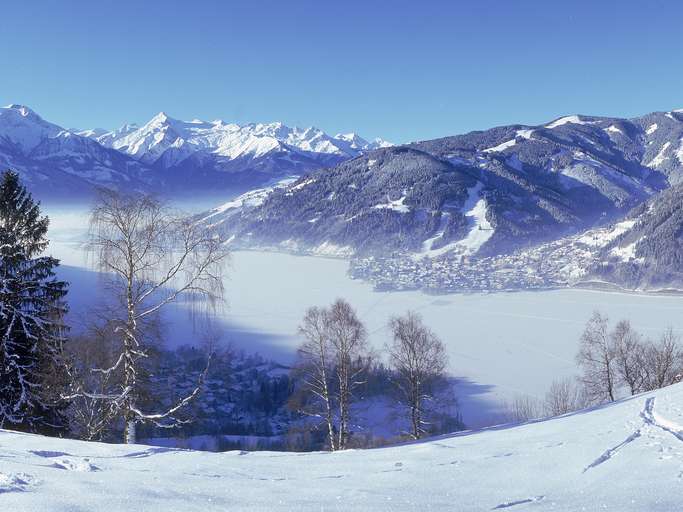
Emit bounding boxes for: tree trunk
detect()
[411,403,420,439]
[322,381,335,451]
[338,373,348,450]
[125,417,137,444]
[123,271,138,444]
[411,381,421,439]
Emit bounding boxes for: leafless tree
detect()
[68,189,229,443]
[642,328,683,391]
[507,395,542,422]
[293,299,368,451]
[66,319,122,441]
[66,305,164,441]
[577,311,617,404]
[544,377,585,416]
[326,299,368,450]
[611,320,646,395]
[387,311,448,439]
[296,306,336,451]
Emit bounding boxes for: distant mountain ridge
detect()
[205,110,683,282]
[0,104,390,198]
[0,104,153,198]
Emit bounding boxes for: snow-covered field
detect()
[2,383,683,511]
[45,209,683,428]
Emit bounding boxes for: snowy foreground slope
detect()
[2,385,683,511]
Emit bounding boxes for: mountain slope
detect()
[588,182,683,289]
[0,105,154,198]
[87,113,391,192]
[208,110,683,258]
[2,384,682,511]
[0,104,390,198]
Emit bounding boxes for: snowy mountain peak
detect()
[334,132,371,150]
[150,111,171,124]
[83,112,388,168]
[545,114,593,129]
[4,103,38,117]
[334,132,393,151]
[0,103,66,153]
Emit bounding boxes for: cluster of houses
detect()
[348,236,600,294]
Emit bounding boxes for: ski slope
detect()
[2,384,682,511]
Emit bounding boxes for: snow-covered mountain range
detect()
[2,102,682,289]
[0,104,153,198]
[0,104,390,197]
[202,110,683,289]
[208,110,683,254]
[2,383,682,511]
[85,113,390,165]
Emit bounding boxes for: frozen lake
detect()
[46,210,683,427]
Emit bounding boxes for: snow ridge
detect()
[88,112,392,167]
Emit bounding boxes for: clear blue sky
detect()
[1,0,682,143]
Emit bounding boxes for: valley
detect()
[45,212,683,429]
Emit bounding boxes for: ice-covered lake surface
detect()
[46,209,683,428]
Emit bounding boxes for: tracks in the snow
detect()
[492,495,546,509]
[582,428,642,473]
[584,396,683,473]
[641,397,683,442]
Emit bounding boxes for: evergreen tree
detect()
[0,170,69,433]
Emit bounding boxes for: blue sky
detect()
[1,0,682,143]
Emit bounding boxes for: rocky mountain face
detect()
[206,111,683,261]
[0,104,389,199]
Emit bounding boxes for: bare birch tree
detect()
[70,189,229,443]
[576,311,617,404]
[294,299,368,451]
[507,395,542,422]
[326,299,368,450]
[387,311,447,439]
[642,328,683,391]
[296,306,336,451]
[612,320,646,395]
[544,377,585,416]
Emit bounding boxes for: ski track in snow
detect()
[641,396,683,442]
[583,429,642,472]
[492,496,546,509]
[584,396,683,473]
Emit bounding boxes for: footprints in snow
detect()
[492,495,546,509]
[123,447,176,458]
[30,450,72,458]
[0,472,37,494]
[436,460,460,467]
[583,429,641,473]
[584,396,683,473]
[50,458,100,472]
[641,397,683,442]
[31,449,100,472]
[380,462,404,473]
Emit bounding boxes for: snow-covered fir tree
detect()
[0,170,69,433]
